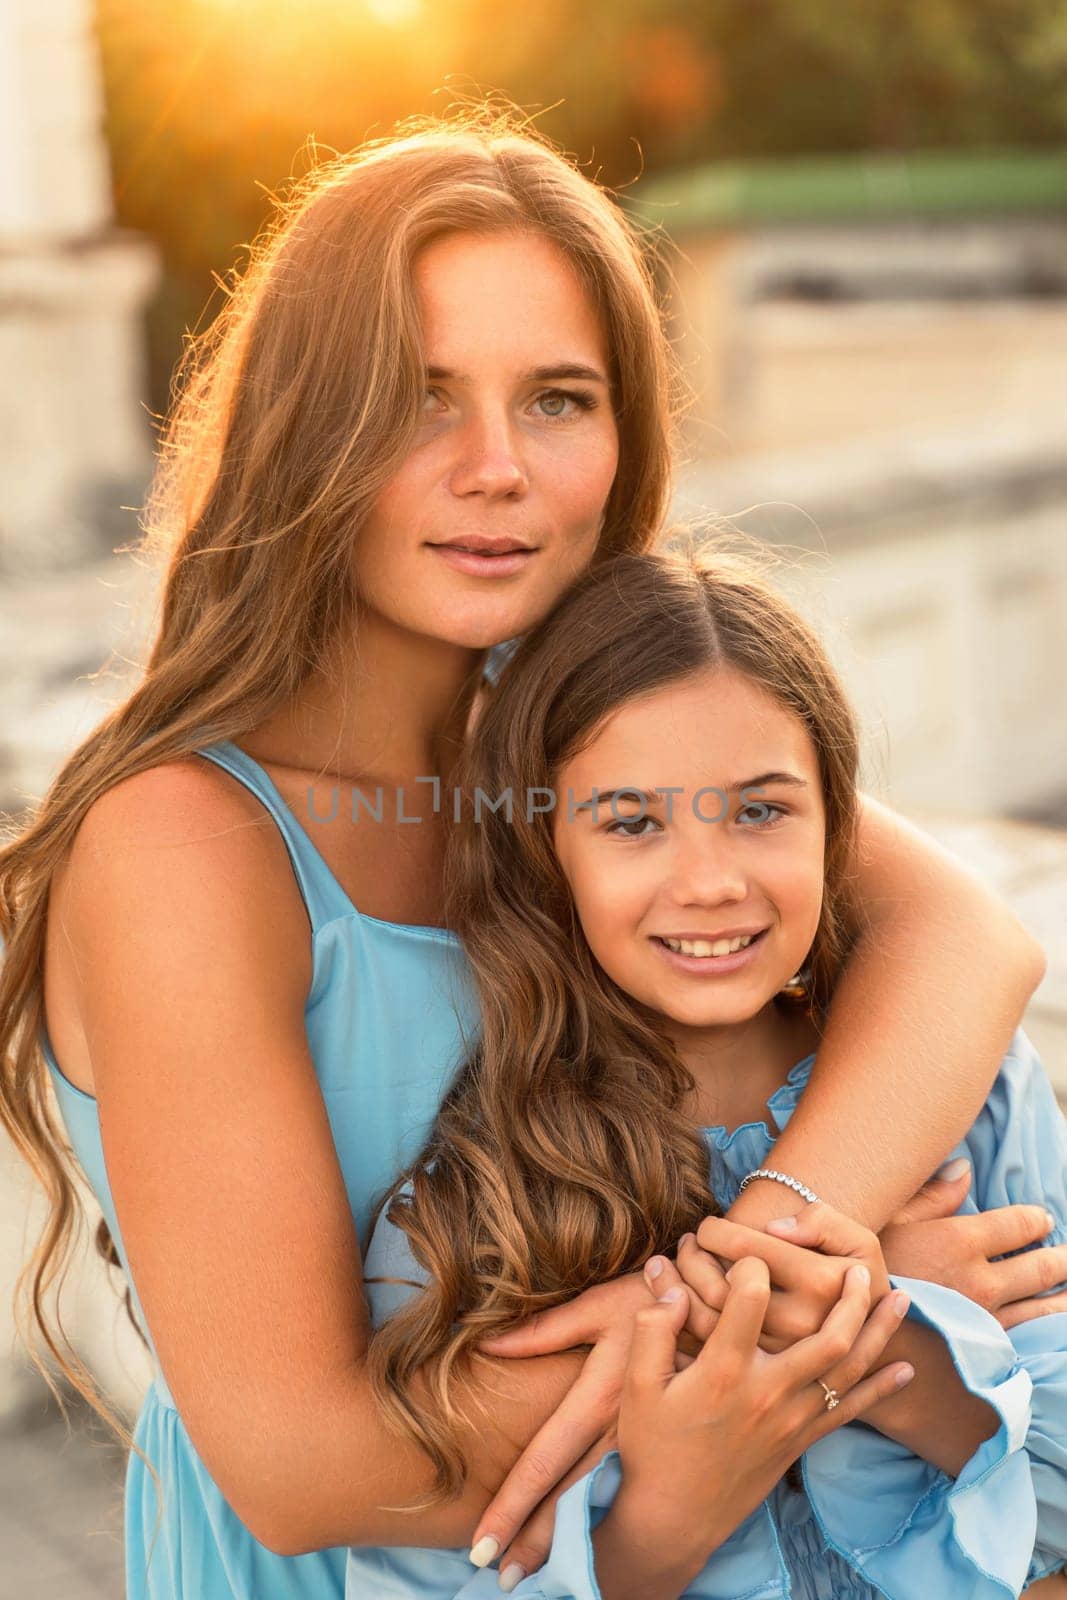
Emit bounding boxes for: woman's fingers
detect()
[998,1289,1067,1330]
[491,1427,622,1592]
[992,1242,1067,1306]
[476,1293,600,1357]
[467,1337,621,1562]
[764,1200,874,1265]
[695,1214,839,1297]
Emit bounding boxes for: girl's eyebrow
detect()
[730,771,809,793]
[425,362,611,386]
[574,773,809,811]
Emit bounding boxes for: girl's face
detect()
[551,667,827,1033]
[353,229,620,650]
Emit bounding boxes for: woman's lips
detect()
[428,544,536,578]
[650,926,770,977]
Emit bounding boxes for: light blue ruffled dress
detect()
[41,736,483,1599]
[352,1028,1067,1599]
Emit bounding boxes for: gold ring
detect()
[819,1380,839,1411]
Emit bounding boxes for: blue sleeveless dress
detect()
[40,737,482,1599]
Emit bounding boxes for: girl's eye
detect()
[534,388,598,421]
[739,802,786,827]
[604,815,661,838]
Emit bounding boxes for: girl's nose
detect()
[664,826,748,906]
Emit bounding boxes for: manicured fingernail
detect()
[1045,1211,1057,1233]
[848,1264,870,1286]
[767,1215,797,1231]
[935,1158,970,1181]
[659,1286,685,1303]
[499,1563,527,1593]
[470,1536,499,1567]
[894,1363,915,1387]
[678,1232,695,1248]
[892,1291,910,1316]
[645,1257,664,1280]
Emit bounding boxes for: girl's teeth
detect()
[662,934,756,957]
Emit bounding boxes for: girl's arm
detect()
[730,792,1047,1233]
[66,762,586,1557]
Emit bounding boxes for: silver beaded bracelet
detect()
[737,1167,822,1206]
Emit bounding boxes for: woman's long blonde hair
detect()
[365,542,865,1504]
[0,102,686,1451]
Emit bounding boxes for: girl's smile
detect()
[552,664,827,1061]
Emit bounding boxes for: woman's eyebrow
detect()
[425,362,611,385]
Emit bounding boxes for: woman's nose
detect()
[448,410,529,498]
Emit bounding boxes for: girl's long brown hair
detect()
[365,541,865,1504]
[0,101,686,1456]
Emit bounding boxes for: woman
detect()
[0,106,1051,1599]
[353,546,1067,1598]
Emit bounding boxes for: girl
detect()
[354,545,1067,1599]
[0,108,1051,1599]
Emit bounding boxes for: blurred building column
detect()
[0,0,158,574]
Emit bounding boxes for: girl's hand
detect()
[878,1160,1067,1330]
[652,1202,892,1354]
[593,1259,914,1595]
[467,1274,647,1585]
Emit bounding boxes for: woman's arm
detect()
[67,762,583,1557]
[730,792,1047,1233]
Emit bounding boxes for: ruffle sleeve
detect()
[954,1027,1067,1585]
[801,1273,1035,1599]
[450,1450,789,1600]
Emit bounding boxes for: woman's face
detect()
[353,229,620,650]
[551,666,827,1033]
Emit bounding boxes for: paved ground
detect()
[0,1390,126,1599]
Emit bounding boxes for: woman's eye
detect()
[604,815,660,838]
[739,802,786,827]
[534,388,597,421]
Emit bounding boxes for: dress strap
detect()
[193,740,356,934]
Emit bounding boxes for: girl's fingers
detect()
[653,1240,722,1341]
[998,1289,1067,1330]
[625,1289,689,1397]
[776,1263,872,1388]
[959,1204,1057,1258]
[887,1161,971,1225]
[990,1242,1067,1306]
[676,1231,729,1310]
[808,1357,915,1445]
[809,1286,911,1415]
[697,1256,771,1363]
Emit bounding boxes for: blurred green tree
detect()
[93,0,1067,405]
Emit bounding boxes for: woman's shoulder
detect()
[72,753,302,914]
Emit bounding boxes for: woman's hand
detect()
[877,1161,1067,1329]
[466,1273,648,1586]
[649,1202,893,1355]
[591,1259,914,1600]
